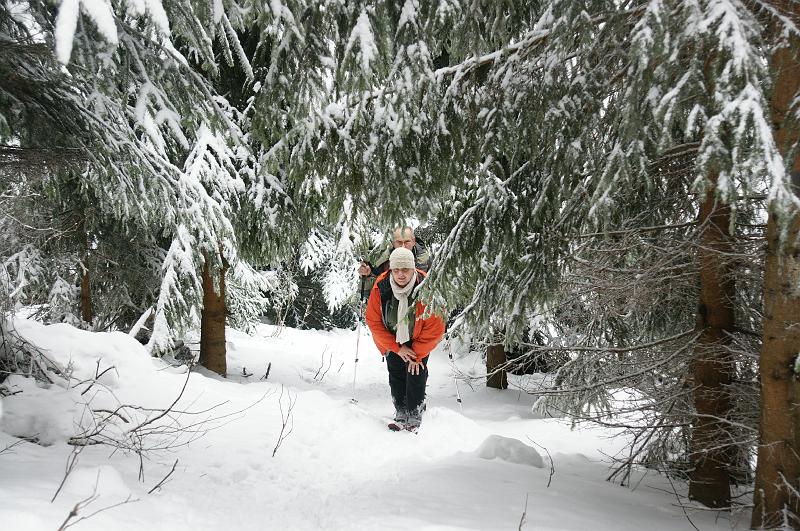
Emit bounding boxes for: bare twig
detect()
[313,347,332,381]
[518,493,529,530]
[147,459,178,494]
[52,446,84,503]
[57,471,139,531]
[74,360,117,396]
[128,368,192,434]
[662,465,701,531]
[273,385,296,457]
[261,362,272,381]
[527,437,555,488]
[92,409,131,424]
[0,438,26,455]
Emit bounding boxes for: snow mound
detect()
[474,435,544,468]
[11,319,154,386]
[62,465,132,501]
[1,375,77,445]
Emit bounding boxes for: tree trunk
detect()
[753,209,800,528]
[80,266,92,324]
[752,8,800,524]
[199,254,227,377]
[77,211,92,326]
[486,330,508,390]
[688,179,735,508]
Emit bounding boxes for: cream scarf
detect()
[389,274,416,344]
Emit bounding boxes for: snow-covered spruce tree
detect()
[1,0,244,227]
[0,14,167,331]
[417,0,797,512]
[232,4,372,329]
[601,1,775,508]
[520,165,764,493]
[230,2,445,337]
[446,1,774,510]
[1,167,166,330]
[1,1,284,376]
[593,1,800,511]
[1,12,89,323]
[245,1,458,246]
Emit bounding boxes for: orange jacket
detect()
[365,270,445,359]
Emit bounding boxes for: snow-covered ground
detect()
[1,319,749,530]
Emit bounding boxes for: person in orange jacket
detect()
[365,247,445,430]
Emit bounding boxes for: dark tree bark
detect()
[199,253,227,377]
[753,198,800,528]
[688,178,735,508]
[77,211,92,326]
[80,266,92,324]
[486,330,508,390]
[752,5,800,524]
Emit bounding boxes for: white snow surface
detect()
[0,317,748,530]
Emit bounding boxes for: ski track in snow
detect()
[0,320,748,530]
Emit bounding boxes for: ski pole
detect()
[351,275,367,404]
[446,333,463,413]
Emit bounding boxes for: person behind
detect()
[365,247,445,430]
[358,226,432,300]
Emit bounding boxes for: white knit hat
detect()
[389,247,415,270]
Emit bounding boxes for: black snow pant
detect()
[386,351,428,424]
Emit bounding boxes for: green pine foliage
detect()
[244,0,796,344]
